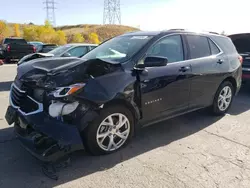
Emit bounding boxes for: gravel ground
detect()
[0,64,250,188]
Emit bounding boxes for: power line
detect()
[43,0,56,26]
[103,0,121,25]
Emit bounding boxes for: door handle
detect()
[217,59,224,64]
[179,66,190,72]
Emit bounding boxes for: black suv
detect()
[5,30,242,162]
[228,33,250,82]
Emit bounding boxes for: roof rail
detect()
[163,29,221,35]
[167,28,185,31]
[207,31,220,35]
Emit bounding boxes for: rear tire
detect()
[211,81,234,115]
[83,105,135,156]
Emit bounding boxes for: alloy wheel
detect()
[218,86,232,111]
[96,113,130,151]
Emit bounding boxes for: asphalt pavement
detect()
[0,64,250,188]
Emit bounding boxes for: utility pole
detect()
[103,0,121,25]
[44,0,56,26]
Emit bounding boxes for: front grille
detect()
[10,84,43,115]
[19,97,39,113]
[11,85,26,107]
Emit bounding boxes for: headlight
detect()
[50,83,86,98]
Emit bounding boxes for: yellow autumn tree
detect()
[38,26,55,43]
[53,30,67,45]
[14,24,21,37]
[23,20,67,45]
[0,20,9,42]
[88,32,100,44]
[23,25,38,41]
[72,33,85,43]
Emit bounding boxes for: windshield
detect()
[48,45,72,56]
[82,35,153,63]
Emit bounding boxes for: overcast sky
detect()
[1,0,249,34]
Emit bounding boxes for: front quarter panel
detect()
[78,69,140,113]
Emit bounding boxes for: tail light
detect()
[32,46,36,53]
[238,55,243,64]
[7,45,11,52]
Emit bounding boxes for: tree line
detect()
[0,20,100,45]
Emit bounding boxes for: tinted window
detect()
[148,35,184,63]
[187,35,210,59]
[4,38,27,44]
[67,46,88,57]
[208,39,220,55]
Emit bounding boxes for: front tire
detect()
[212,81,234,115]
[83,105,135,156]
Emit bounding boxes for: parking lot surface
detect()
[0,64,250,188]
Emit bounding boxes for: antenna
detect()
[44,0,57,26]
[103,0,121,25]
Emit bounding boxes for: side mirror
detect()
[144,56,168,67]
[62,52,71,57]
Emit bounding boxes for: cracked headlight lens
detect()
[50,83,85,98]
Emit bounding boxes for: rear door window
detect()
[186,35,211,59]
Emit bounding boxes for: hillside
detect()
[6,23,140,42]
[57,24,140,41]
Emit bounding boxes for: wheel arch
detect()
[103,98,141,125]
[222,76,237,95]
[210,76,237,106]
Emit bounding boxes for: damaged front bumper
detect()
[14,109,84,162]
[5,83,86,162]
[8,108,84,162]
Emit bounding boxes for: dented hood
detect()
[17,57,84,79]
[17,52,55,66]
[16,57,122,88]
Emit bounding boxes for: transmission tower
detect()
[103,0,121,25]
[44,0,56,26]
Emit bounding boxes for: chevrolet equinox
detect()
[5,30,242,162]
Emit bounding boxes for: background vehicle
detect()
[5,30,242,162]
[0,37,36,63]
[28,41,44,48]
[36,44,58,53]
[17,43,98,65]
[228,33,250,83]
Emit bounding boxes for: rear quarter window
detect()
[210,36,237,54]
[208,39,221,55]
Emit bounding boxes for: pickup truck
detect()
[0,38,36,63]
